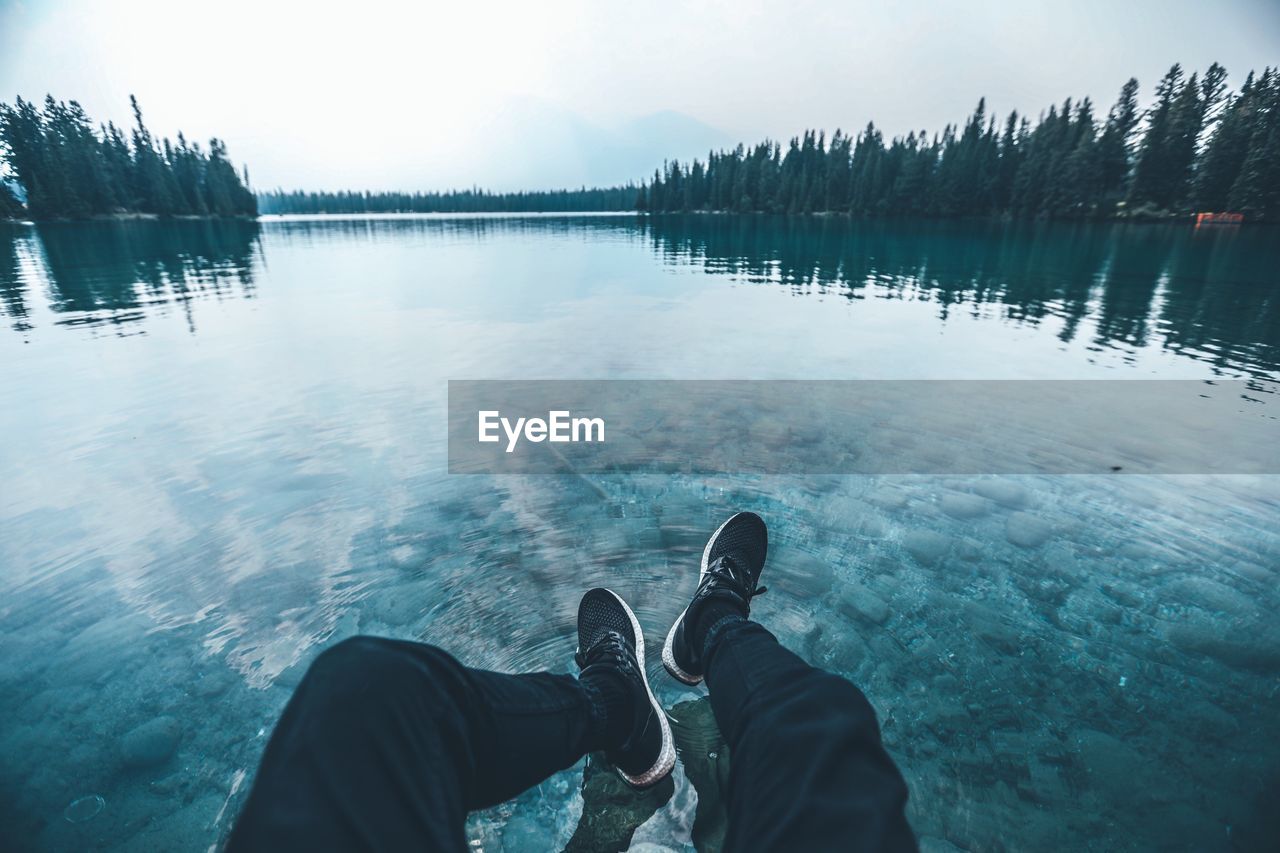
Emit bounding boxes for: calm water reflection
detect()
[0,215,1277,851]
[0,219,260,334]
[4,216,1277,378]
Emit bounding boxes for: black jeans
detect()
[229,621,916,852]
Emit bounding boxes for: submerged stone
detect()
[835,584,891,626]
[963,600,1023,654]
[120,717,181,769]
[971,479,1030,509]
[191,670,232,699]
[501,815,549,853]
[1005,513,1053,548]
[868,487,910,511]
[903,529,950,566]
[954,539,984,562]
[669,697,730,852]
[855,514,888,539]
[940,493,992,520]
[1166,621,1280,673]
[769,549,836,597]
[1165,575,1256,615]
[564,752,674,852]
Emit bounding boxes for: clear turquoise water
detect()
[1,214,1277,851]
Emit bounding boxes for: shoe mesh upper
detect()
[577,588,669,783]
[577,589,636,661]
[706,512,768,581]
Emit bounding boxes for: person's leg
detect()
[229,587,674,852]
[704,618,916,852]
[661,511,916,852]
[227,636,599,851]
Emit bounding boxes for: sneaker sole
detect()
[660,512,747,686]
[602,589,676,789]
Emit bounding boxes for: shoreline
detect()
[639,208,1272,225]
[3,210,1272,226]
[1,212,259,225]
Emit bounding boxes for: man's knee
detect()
[308,635,403,683]
[302,636,457,713]
[803,672,883,740]
[767,670,880,737]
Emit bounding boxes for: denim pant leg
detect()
[228,636,596,852]
[704,620,917,852]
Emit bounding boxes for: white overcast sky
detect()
[1,0,1277,191]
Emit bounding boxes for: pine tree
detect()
[1196,69,1269,212]
[0,94,256,220]
[1097,78,1140,206]
[1129,65,1186,210]
[1228,70,1280,217]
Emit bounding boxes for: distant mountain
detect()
[459,98,733,190]
[615,110,736,180]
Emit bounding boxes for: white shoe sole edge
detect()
[602,589,676,789]
[660,512,747,687]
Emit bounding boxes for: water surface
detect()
[1,214,1277,851]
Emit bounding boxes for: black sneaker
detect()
[661,511,768,685]
[575,588,675,788]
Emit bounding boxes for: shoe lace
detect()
[705,554,768,600]
[575,629,636,672]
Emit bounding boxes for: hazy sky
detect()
[1,0,1277,191]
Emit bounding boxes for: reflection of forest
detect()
[643,215,1280,377]
[0,219,260,332]
[0,225,28,332]
[2,215,1276,380]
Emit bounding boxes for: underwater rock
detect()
[1117,540,1160,561]
[816,629,872,674]
[903,529,950,566]
[191,670,232,699]
[769,550,836,597]
[1012,572,1071,608]
[120,717,181,769]
[1165,575,1256,615]
[1098,581,1144,609]
[854,514,888,539]
[669,697,730,853]
[1020,758,1070,805]
[1226,560,1274,586]
[128,791,225,850]
[1005,513,1053,548]
[939,494,992,520]
[1071,728,1173,806]
[1166,621,1280,673]
[971,479,1030,509]
[60,613,150,685]
[868,487,910,511]
[1186,699,1240,738]
[501,815,550,853]
[564,752,674,852]
[835,584,891,626]
[962,601,1023,654]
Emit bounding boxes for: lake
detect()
[1,214,1277,851]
